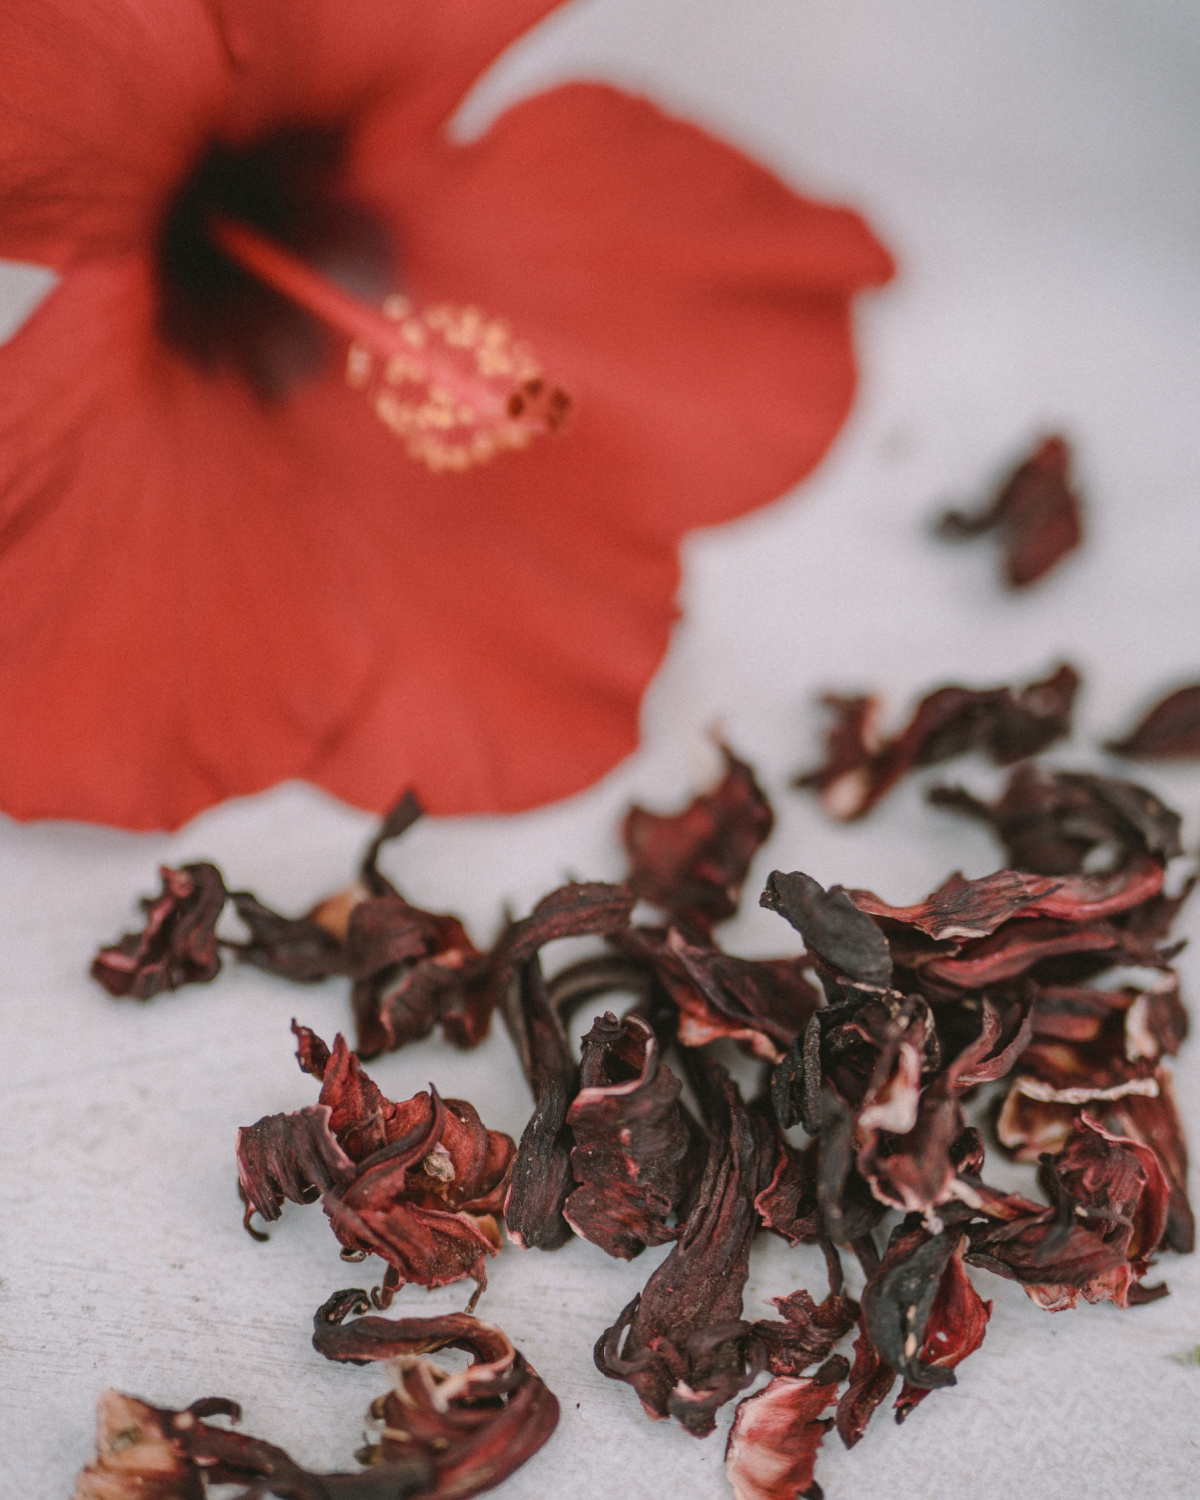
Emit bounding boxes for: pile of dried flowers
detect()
[84,693,1195,1498]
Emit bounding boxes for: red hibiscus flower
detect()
[0,0,892,830]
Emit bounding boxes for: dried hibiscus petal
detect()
[725,1355,848,1500]
[619,925,823,1062]
[74,1389,432,1500]
[936,433,1082,587]
[313,1293,559,1500]
[623,748,774,940]
[761,870,892,989]
[795,664,1078,821]
[893,1238,992,1423]
[563,1012,698,1259]
[227,890,345,983]
[496,882,635,1251]
[235,1104,356,1238]
[91,863,227,999]
[594,1066,774,1436]
[749,1289,859,1378]
[1106,683,1200,760]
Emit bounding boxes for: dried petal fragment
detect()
[91,863,227,999]
[936,434,1082,587]
[893,1241,992,1422]
[796,665,1078,820]
[313,1294,559,1500]
[725,1357,847,1500]
[620,926,822,1061]
[835,1319,895,1449]
[1106,684,1200,760]
[623,749,774,939]
[235,1104,356,1232]
[761,870,892,989]
[564,1013,696,1258]
[496,883,634,1250]
[228,891,345,983]
[750,1290,858,1377]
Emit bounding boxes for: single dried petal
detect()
[623,748,774,939]
[893,1240,991,1422]
[835,1319,895,1449]
[228,890,345,983]
[620,925,822,1062]
[1106,684,1200,760]
[74,1392,201,1500]
[761,871,892,989]
[502,957,578,1251]
[74,1390,432,1500]
[235,1105,356,1232]
[749,1291,858,1378]
[725,1358,847,1500]
[936,434,1082,587]
[563,1013,695,1258]
[91,864,227,999]
[849,869,1066,941]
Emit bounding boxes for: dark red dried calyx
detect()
[495,883,636,1251]
[930,763,1182,876]
[623,747,774,942]
[1106,684,1200,760]
[312,1293,560,1500]
[794,664,1078,821]
[562,1011,700,1258]
[935,433,1082,587]
[237,1028,514,1307]
[725,1355,849,1500]
[75,1389,432,1500]
[594,1065,776,1436]
[91,862,227,999]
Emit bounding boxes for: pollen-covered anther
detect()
[347,297,571,473]
[204,215,569,474]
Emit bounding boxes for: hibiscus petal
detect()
[0,0,226,268]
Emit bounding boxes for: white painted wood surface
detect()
[3,2,1199,1495]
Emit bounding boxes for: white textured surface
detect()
[3,2,1200,1496]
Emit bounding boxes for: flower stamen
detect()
[208,215,570,471]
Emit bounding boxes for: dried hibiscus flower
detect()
[594,1064,775,1436]
[91,862,227,999]
[313,1293,559,1499]
[237,1026,514,1308]
[1106,683,1200,759]
[935,433,1083,586]
[74,1389,431,1500]
[623,748,774,941]
[795,663,1078,821]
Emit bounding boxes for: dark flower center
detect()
[158,127,393,396]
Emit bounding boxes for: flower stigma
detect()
[208,215,570,472]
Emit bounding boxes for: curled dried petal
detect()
[91,864,226,999]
